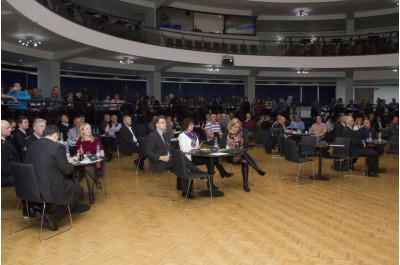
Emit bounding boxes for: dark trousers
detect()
[167,156,201,194]
[352,148,379,172]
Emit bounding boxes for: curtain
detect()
[1,70,37,90]
[319,85,336,105]
[301,86,318,105]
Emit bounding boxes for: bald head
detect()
[1,120,12,138]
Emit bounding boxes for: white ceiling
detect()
[1,0,398,82]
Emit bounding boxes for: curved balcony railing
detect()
[37,0,398,56]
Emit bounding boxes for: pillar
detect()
[346,10,354,35]
[344,70,354,104]
[147,71,161,101]
[37,60,60,97]
[246,76,256,100]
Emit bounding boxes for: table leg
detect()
[310,147,330,180]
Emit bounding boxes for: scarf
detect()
[184,130,197,148]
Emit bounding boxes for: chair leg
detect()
[295,164,301,184]
[9,199,34,235]
[39,204,73,242]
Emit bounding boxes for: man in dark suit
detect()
[333,114,346,138]
[119,115,146,169]
[343,116,379,177]
[24,118,47,158]
[58,114,72,141]
[386,116,399,140]
[12,115,29,160]
[146,116,204,198]
[24,125,84,231]
[2,120,20,186]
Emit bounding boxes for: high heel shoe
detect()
[89,193,95,204]
[94,179,102,189]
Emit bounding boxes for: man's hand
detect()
[11,97,18,103]
[159,155,170,162]
[67,157,75,164]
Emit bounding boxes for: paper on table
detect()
[208,152,227,156]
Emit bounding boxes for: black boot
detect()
[215,161,233,178]
[242,152,265,176]
[241,162,250,192]
[207,177,219,190]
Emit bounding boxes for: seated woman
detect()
[221,118,266,192]
[178,118,233,179]
[76,123,105,204]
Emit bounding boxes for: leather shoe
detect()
[35,211,59,231]
[182,193,195,199]
[366,172,379,177]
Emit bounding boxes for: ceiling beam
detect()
[155,0,175,9]
[154,61,176,72]
[53,47,94,61]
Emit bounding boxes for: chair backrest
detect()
[300,136,317,156]
[169,149,188,180]
[389,135,399,154]
[255,130,267,146]
[137,137,148,157]
[282,140,301,163]
[11,163,42,203]
[332,137,350,157]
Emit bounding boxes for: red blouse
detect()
[76,138,104,154]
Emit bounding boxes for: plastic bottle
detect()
[60,133,64,143]
[96,143,101,159]
[214,137,218,149]
[66,143,70,158]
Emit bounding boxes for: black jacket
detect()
[146,131,171,173]
[118,125,139,156]
[1,138,20,186]
[24,138,83,205]
[358,127,377,141]
[12,129,28,160]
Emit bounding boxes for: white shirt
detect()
[178,131,199,161]
[125,125,137,143]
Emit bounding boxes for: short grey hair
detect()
[33,118,47,128]
[344,116,353,125]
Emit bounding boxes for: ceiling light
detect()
[296,10,308,17]
[206,66,219,72]
[18,36,42,47]
[119,57,134,64]
[297,69,309,74]
[393,68,398,72]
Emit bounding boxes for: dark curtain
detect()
[319,86,336,105]
[1,70,38,90]
[301,86,318,105]
[256,85,301,103]
[161,82,244,103]
[60,76,146,101]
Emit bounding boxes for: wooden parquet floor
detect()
[2,148,399,265]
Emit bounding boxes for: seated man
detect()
[68,117,82,142]
[343,116,379,177]
[289,115,305,132]
[12,115,29,160]
[310,115,327,142]
[24,118,47,155]
[119,115,146,170]
[146,116,206,198]
[386,116,399,153]
[24,125,84,231]
[358,119,383,166]
[58,114,72,142]
[264,115,292,153]
[205,114,223,145]
[103,114,121,160]
[1,120,20,186]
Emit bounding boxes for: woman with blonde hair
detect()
[76,123,105,204]
[221,118,266,192]
[353,116,363,131]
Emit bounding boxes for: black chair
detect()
[240,44,248,54]
[204,42,212,51]
[253,130,267,150]
[194,41,203,50]
[221,43,229,53]
[136,137,148,176]
[165,37,174,47]
[175,39,184,48]
[281,140,315,184]
[327,137,351,177]
[300,136,318,158]
[184,40,193,50]
[250,45,258,55]
[213,43,221,52]
[230,44,239,53]
[170,149,212,210]
[9,163,73,242]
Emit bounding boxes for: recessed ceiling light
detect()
[19,59,22,62]
[119,57,134,64]
[18,36,42,47]
[296,10,308,17]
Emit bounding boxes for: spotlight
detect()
[119,57,134,64]
[297,69,309,74]
[296,10,309,17]
[206,66,219,72]
[18,36,42,47]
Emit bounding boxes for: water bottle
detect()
[226,140,230,150]
[378,132,382,142]
[368,132,372,142]
[60,133,64,143]
[96,143,101,159]
[66,144,70,158]
[214,137,219,149]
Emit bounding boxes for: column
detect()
[246,76,256,100]
[147,71,161,101]
[346,10,354,36]
[344,70,354,104]
[37,60,60,97]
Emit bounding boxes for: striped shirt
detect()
[205,121,222,141]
